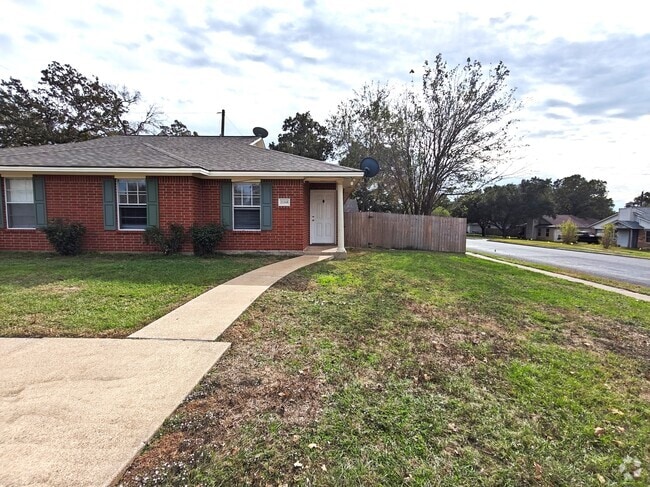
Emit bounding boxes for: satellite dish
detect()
[360,157,380,177]
[253,127,269,138]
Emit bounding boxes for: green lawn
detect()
[0,252,283,337]
[487,237,650,260]
[120,250,650,486]
[467,252,650,297]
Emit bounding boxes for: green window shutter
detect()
[32,176,47,228]
[0,177,4,229]
[103,179,117,230]
[220,181,232,230]
[261,181,272,230]
[146,177,159,228]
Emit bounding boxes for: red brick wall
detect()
[220,179,308,251]
[638,229,650,249]
[0,175,310,252]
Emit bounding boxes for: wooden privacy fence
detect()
[344,212,466,253]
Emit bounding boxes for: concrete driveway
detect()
[467,239,650,287]
[0,338,228,487]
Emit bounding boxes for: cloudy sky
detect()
[2,0,649,207]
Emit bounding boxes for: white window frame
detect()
[116,178,148,231]
[232,182,261,231]
[4,177,36,229]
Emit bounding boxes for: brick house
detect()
[0,136,364,255]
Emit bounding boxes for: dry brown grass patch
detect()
[119,316,332,486]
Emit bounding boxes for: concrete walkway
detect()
[469,252,650,302]
[0,254,330,487]
[131,255,332,341]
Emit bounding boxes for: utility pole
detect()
[217,109,225,136]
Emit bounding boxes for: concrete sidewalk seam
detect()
[127,336,229,344]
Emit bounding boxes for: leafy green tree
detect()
[452,191,492,236]
[0,61,160,147]
[602,223,616,249]
[483,184,523,237]
[552,175,613,219]
[329,54,520,215]
[269,111,333,161]
[626,191,649,208]
[432,206,451,217]
[560,220,578,244]
[520,177,555,220]
[157,120,197,136]
[454,178,553,237]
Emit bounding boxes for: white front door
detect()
[310,190,336,244]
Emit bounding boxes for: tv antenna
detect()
[217,109,225,136]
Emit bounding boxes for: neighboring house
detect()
[592,207,650,249]
[524,215,598,241]
[0,136,364,255]
[466,222,502,235]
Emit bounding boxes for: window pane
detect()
[7,203,36,228]
[234,208,260,230]
[233,183,260,207]
[117,179,147,206]
[119,206,147,229]
[6,178,34,203]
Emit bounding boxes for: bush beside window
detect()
[41,218,86,255]
[189,223,225,256]
[143,223,186,255]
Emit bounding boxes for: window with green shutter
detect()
[116,178,148,230]
[4,177,37,229]
[0,177,4,229]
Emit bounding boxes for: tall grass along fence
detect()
[345,212,466,253]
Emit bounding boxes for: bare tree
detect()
[329,54,521,214]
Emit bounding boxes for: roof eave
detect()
[0,165,364,179]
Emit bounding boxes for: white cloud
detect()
[2,0,649,207]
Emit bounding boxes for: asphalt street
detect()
[466,239,650,288]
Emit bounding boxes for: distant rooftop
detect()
[538,214,598,228]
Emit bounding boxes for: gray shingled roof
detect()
[0,136,362,174]
[616,220,645,230]
[538,214,598,228]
